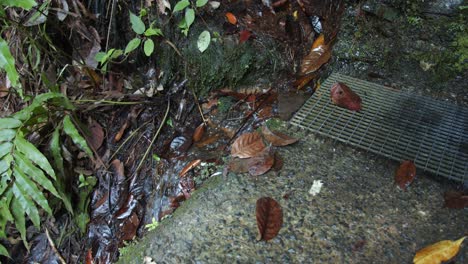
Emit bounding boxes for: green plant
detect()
[407,16,422,26]
[0,93,93,256]
[145,217,159,231]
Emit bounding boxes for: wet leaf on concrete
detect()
[394,160,416,191]
[87,118,104,150]
[299,35,331,76]
[256,197,283,241]
[192,123,206,142]
[330,82,362,111]
[179,159,202,177]
[413,236,466,264]
[247,148,274,176]
[225,12,237,25]
[261,125,298,146]
[231,132,266,158]
[443,190,468,209]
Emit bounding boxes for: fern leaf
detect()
[49,127,64,179]
[0,154,12,175]
[0,142,13,158]
[15,136,56,180]
[10,197,28,250]
[0,168,12,196]
[0,118,22,129]
[0,129,16,143]
[13,93,72,121]
[0,190,14,235]
[0,243,9,258]
[11,182,40,228]
[63,115,93,157]
[13,165,52,215]
[14,153,60,199]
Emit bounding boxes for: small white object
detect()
[309,180,323,196]
[209,1,220,9]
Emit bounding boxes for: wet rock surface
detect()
[118,130,466,263]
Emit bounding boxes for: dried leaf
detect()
[312,34,325,49]
[228,157,250,173]
[256,197,283,241]
[443,191,468,209]
[299,41,331,75]
[247,148,274,176]
[239,30,252,44]
[231,132,266,158]
[330,82,362,111]
[225,12,237,25]
[414,236,466,264]
[87,119,104,150]
[114,120,129,142]
[195,134,221,148]
[179,159,202,177]
[261,125,298,146]
[395,160,416,191]
[272,152,284,171]
[192,123,206,142]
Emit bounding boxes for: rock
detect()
[423,0,464,15]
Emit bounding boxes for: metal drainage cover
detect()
[290,73,468,184]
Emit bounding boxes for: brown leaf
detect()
[330,82,362,111]
[414,236,466,264]
[225,12,237,25]
[231,132,266,158]
[239,30,252,44]
[195,134,221,148]
[87,119,104,150]
[120,212,140,241]
[272,152,284,171]
[192,123,206,142]
[299,39,331,75]
[395,160,416,191]
[256,197,283,241]
[228,157,250,173]
[247,148,274,176]
[444,191,468,209]
[261,125,298,146]
[179,159,202,177]
[114,120,129,142]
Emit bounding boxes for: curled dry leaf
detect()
[443,190,468,209]
[413,236,466,264]
[192,123,206,142]
[179,159,202,177]
[87,119,104,150]
[256,197,283,241]
[261,125,298,146]
[395,160,416,191]
[299,35,331,76]
[225,12,237,25]
[231,132,266,158]
[330,82,362,111]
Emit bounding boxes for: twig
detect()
[108,121,151,164]
[45,228,66,264]
[164,39,182,57]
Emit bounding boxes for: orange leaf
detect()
[330,82,362,111]
[179,159,202,177]
[256,197,283,241]
[261,125,298,146]
[299,43,331,75]
[231,132,266,158]
[312,34,325,49]
[395,160,416,191]
[192,123,206,142]
[114,120,129,142]
[225,12,237,25]
[413,236,466,264]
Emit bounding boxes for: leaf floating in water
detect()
[225,12,237,25]
[413,236,466,264]
[179,159,202,177]
[261,125,298,146]
[330,82,362,111]
[394,160,416,191]
[256,197,283,241]
[192,123,206,142]
[231,132,266,158]
[443,190,468,209]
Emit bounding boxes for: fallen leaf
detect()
[299,41,331,75]
[192,123,206,142]
[247,148,274,176]
[261,125,298,146]
[195,134,221,148]
[330,82,362,111]
[395,160,416,191]
[85,249,94,264]
[239,30,252,44]
[87,119,104,150]
[414,236,466,264]
[443,190,468,209]
[120,212,140,241]
[179,159,202,177]
[312,34,325,49]
[225,12,237,25]
[272,152,284,171]
[231,132,266,158]
[256,197,283,241]
[114,120,129,142]
[309,180,323,196]
[228,157,250,173]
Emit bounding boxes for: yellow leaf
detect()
[413,236,466,264]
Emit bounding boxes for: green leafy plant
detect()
[95,10,163,72]
[0,93,93,256]
[173,0,209,37]
[145,217,159,231]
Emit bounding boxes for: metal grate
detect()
[290,73,468,184]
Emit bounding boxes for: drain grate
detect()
[290,73,468,184]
